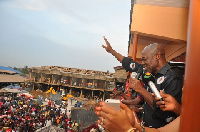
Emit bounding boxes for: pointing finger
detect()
[103,36,109,44]
[102,45,106,49]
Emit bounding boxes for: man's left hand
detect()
[129,78,144,93]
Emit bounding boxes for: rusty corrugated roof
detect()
[0,74,25,82]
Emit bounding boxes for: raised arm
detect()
[102,36,124,63]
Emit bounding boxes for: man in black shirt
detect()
[102,36,183,128]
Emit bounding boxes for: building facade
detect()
[29,66,127,100]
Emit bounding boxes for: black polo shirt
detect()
[122,57,183,128]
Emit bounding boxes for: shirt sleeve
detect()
[122,57,143,73]
[122,57,133,72]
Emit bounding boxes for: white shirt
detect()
[61,108,66,114]
[46,120,52,126]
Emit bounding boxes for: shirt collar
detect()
[156,63,171,75]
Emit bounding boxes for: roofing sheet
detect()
[0,74,25,82]
[0,66,21,74]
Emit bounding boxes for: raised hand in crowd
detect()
[102,36,113,53]
[102,36,124,63]
[122,97,143,105]
[153,91,181,116]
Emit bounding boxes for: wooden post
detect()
[29,72,32,80]
[127,33,138,96]
[80,89,83,97]
[51,75,53,84]
[103,81,107,101]
[69,88,72,94]
[92,90,94,99]
[179,1,200,132]
[70,77,73,86]
[132,32,138,60]
[32,83,34,90]
[41,73,43,83]
[92,79,95,88]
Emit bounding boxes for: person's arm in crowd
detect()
[96,102,180,132]
[122,97,143,105]
[129,105,141,113]
[154,91,181,116]
[129,78,155,108]
[122,96,143,112]
[120,92,132,100]
[102,36,124,63]
[142,116,180,132]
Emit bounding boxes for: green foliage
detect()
[13,65,29,77]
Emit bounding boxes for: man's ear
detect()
[156,54,160,60]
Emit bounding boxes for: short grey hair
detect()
[143,43,165,57]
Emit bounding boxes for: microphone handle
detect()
[135,72,141,79]
[148,81,163,100]
[135,67,143,79]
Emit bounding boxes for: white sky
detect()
[0,0,131,73]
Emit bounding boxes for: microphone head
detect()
[129,62,143,73]
[131,65,143,79]
[142,72,155,85]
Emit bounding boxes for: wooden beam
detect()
[179,0,200,131]
[132,33,138,60]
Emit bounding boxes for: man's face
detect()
[141,50,158,74]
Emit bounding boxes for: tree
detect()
[20,65,29,77]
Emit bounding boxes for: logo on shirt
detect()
[130,63,135,70]
[157,76,166,84]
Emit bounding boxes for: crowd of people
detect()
[0,36,186,132]
[0,93,79,132]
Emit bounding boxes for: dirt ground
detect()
[30,89,51,99]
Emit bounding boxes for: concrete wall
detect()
[131,4,189,41]
[71,109,98,130]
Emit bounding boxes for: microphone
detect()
[122,58,144,94]
[129,60,143,73]
[142,72,163,101]
[129,65,143,94]
[130,63,143,79]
